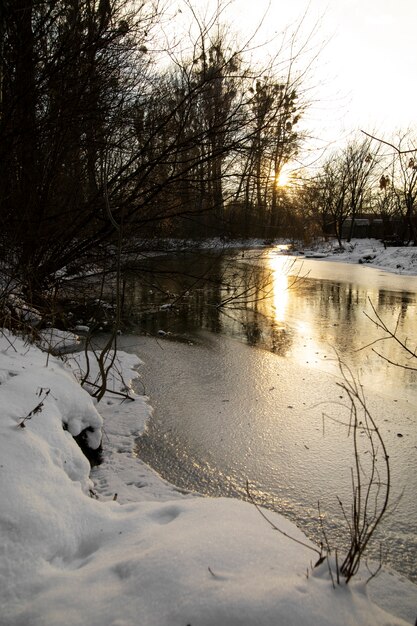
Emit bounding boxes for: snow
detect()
[74,324,90,334]
[38,328,81,354]
[0,326,416,625]
[302,238,417,275]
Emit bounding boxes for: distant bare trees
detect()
[305,138,379,246]
[233,75,302,237]
[306,130,417,246]
[362,130,417,244]
[306,138,379,246]
[390,133,417,244]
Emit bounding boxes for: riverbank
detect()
[0,330,416,625]
[143,236,417,276]
[302,238,417,275]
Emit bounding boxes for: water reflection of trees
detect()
[122,251,416,381]
[123,251,294,354]
[377,289,412,319]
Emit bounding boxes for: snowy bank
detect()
[0,332,415,625]
[303,238,417,275]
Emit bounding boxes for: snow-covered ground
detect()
[1,326,416,625]
[303,238,417,275]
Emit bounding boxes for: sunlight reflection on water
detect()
[268,253,290,322]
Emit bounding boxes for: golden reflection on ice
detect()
[268,251,291,323]
[267,250,325,370]
[295,319,310,334]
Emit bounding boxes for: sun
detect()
[275,164,292,188]
[276,169,289,187]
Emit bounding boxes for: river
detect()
[115,247,417,582]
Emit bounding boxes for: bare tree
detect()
[307,137,379,246]
[0,0,158,293]
[235,75,302,237]
[344,139,379,241]
[393,133,417,244]
[362,129,417,244]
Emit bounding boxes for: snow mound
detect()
[38,328,81,354]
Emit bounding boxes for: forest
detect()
[1,0,416,299]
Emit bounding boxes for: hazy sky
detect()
[212,0,417,144]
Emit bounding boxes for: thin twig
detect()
[245,480,322,558]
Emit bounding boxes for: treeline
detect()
[0,0,305,292]
[302,134,417,246]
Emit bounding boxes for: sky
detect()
[199,0,417,147]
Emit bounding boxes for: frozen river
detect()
[116,248,417,582]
